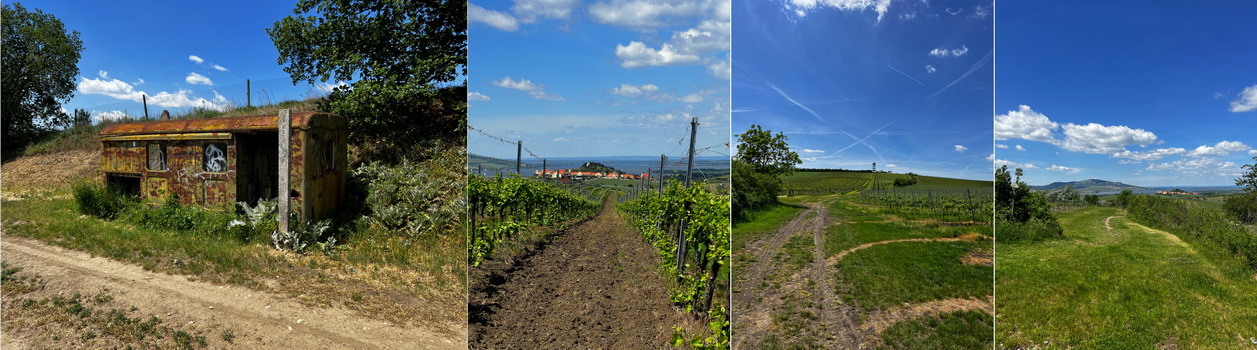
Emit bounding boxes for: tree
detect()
[1046,185,1080,203]
[72,108,91,127]
[735,125,802,178]
[2,3,83,160]
[1238,156,1257,192]
[268,0,466,162]
[1083,194,1100,206]
[1115,189,1133,207]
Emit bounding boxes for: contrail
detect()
[821,120,896,162]
[887,64,930,89]
[766,82,826,122]
[923,50,993,101]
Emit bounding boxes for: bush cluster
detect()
[1223,193,1257,224]
[72,181,134,220]
[1126,195,1257,270]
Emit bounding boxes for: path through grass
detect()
[996,206,1257,348]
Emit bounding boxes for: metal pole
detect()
[247,79,252,108]
[277,109,291,237]
[542,158,547,179]
[143,95,148,119]
[516,140,522,176]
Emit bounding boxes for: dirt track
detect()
[469,195,683,349]
[0,235,462,349]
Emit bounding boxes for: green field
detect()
[996,206,1257,348]
[782,171,990,196]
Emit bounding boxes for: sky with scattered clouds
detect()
[997,2,1257,187]
[732,0,993,181]
[22,1,338,124]
[468,0,730,159]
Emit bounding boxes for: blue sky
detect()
[19,1,336,123]
[467,0,730,159]
[732,0,993,181]
[996,2,1257,187]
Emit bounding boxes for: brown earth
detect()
[0,235,463,349]
[468,195,686,349]
[0,150,98,198]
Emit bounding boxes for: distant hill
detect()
[1032,179,1145,193]
[469,154,515,171]
[574,162,622,174]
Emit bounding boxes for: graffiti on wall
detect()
[204,143,227,172]
[147,144,166,170]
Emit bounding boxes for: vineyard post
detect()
[658,154,666,197]
[542,158,547,180]
[246,79,251,108]
[516,140,522,176]
[685,117,697,188]
[143,95,149,119]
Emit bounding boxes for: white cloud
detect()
[98,70,109,79]
[1015,145,1026,151]
[1230,84,1257,112]
[609,83,705,103]
[995,144,1008,149]
[92,110,130,123]
[954,145,968,153]
[885,163,897,167]
[492,76,565,101]
[786,0,892,22]
[188,55,204,64]
[589,0,704,27]
[513,0,579,23]
[945,7,962,15]
[1186,140,1250,157]
[1057,122,1158,154]
[1046,164,1079,174]
[995,105,1059,142]
[77,76,232,111]
[800,149,825,153]
[670,20,731,55]
[929,45,968,58]
[1148,157,1240,177]
[552,137,570,142]
[468,92,491,101]
[616,42,701,68]
[211,64,228,72]
[996,105,1158,154]
[708,58,731,80]
[185,72,213,86]
[986,154,994,161]
[1249,150,1257,156]
[315,81,349,94]
[925,65,936,74]
[133,78,145,85]
[968,5,989,19]
[1111,147,1186,161]
[900,11,916,20]
[470,3,519,31]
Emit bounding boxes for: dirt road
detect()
[1,235,463,349]
[469,195,683,349]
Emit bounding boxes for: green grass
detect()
[879,310,992,350]
[823,222,984,258]
[836,241,991,312]
[995,206,1257,348]
[2,192,465,326]
[732,201,806,254]
[774,234,815,273]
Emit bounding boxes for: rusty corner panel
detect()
[98,112,340,136]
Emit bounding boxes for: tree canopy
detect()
[268,0,467,162]
[1238,156,1257,192]
[2,3,83,160]
[734,124,802,178]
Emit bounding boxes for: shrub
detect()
[995,219,1064,243]
[731,160,781,221]
[352,146,465,238]
[1223,193,1257,224]
[118,196,235,236]
[73,181,135,219]
[1127,195,1257,270]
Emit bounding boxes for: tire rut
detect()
[732,203,824,348]
[857,297,993,335]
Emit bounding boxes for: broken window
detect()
[203,142,228,172]
[147,143,167,171]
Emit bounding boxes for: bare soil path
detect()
[1,235,462,349]
[468,194,683,349]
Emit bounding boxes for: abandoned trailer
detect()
[98,112,347,221]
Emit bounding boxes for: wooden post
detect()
[542,158,547,179]
[685,117,697,188]
[277,109,291,237]
[658,154,666,197]
[142,95,148,120]
[247,79,252,108]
